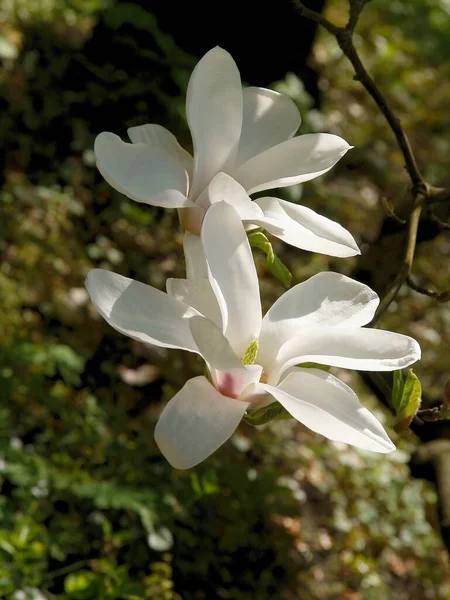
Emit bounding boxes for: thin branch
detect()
[346,0,367,32]
[407,275,450,303]
[428,186,450,205]
[293,1,340,35]
[428,211,450,232]
[382,197,406,225]
[370,192,426,324]
[295,1,424,188]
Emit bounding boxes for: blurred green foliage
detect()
[1,0,450,598]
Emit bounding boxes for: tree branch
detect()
[295,1,424,188]
[407,275,450,303]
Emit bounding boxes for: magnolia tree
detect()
[86,46,424,470]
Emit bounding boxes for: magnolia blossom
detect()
[94,46,359,257]
[85,202,420,469]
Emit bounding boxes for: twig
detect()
[382,197,406,225]
[295,1,424,189]
[407,275,450,303]
[347,0,368,33]
[370,191,426,324]
[293,1,340,35]
[295,1,433,323]
[428,187,450,206]
[428,211,450,232]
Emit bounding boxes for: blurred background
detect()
[1,0,450,598]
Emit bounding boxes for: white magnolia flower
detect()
[85,203,420,469]
[94,46,358,258]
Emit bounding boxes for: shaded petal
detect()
[154,376,249,469]
[262,368,395,453]
[189,315,242,370]
[236,86,300,165]
[127,123,193,177]
[86,269,199,352]
[187,47,243,199]
[272,328,421,382]
[166,278,222,329]
[95,132,192,207]
[234,133,352,195]
[189,315,262,397]
[183,232,208,280]
[258,272,379,368]
[196,173,264,221]
[255,197,360,257]
[202,202,262,357]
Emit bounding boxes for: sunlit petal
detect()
[86,269,199,352]
[187,47,243,199]
[262,368,395,453]
[236,87,300,165]
[95,132,191,207]
[234,133,352,194]
[154,376,249,469]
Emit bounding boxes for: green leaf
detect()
[243,402,290,426]
[393,369,422,432]
[392,369,405,413]
[65,571,100,599]
[247,231,292,287]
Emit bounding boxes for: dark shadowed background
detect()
[1,0,450,598]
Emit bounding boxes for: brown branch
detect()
[295,1,424,189]
[346,0,368,33]
[296,0,450,555]
[370,191,426,324]
[428,211,450,232]
[407,275,450,303]
[428,187,450,206]
[293,1,340,35]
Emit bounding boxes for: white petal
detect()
[187,47,243,199]
[196,173,264,221]
[183,232,208,280]
[95,132,192,207]
[202,202,262,357]
[154,376,249,469]
[258,272,379,368]
[127,123,193,177]
[236,87,300,165]
[234,133,352,195]
[262,368,395,453]
[273,328,421,381]
[85,269,199,352]
[255,197,360,257]
[166,278,222,329]
[189,315,242,370]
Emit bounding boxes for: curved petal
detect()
[127,123,193,177]
[236,87,300,165]
[255,197,360,257]
[95,132,192,207]
[154,376,249,469]
[202,202,262,357]
[258,272,379,368]
[187,47,243,199]
[272,327,421,382]
[262,368,395,453]
[167,278,222,329]
[196,173,264,221]
[85,269,199,352]
[234,133,352,195]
